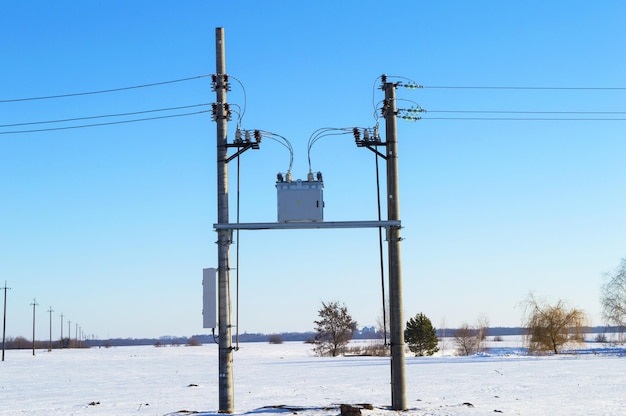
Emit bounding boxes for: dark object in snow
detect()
[462,402,474,407]
[494,410,503,413]
[88,401,100,406]
[340,404,362,416]
[187,383,198,387]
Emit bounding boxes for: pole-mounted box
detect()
[202,268,217,329]
[276,177,324,222]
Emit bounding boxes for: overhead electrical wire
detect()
[307,127,354,173]
[425,110,626,115]
[423,85,626,91]
[256,130,294,174]
[0,110,211,135]
[420,117,626,121]
[0,74,211,103]
[416,108,626,121]
[0,103,211,128]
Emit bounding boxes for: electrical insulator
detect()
[381,74,387,84]
[254,130,262,143]
[235,128,242,143]
[363,129,370,141]
[307,171,314,182]
[244,130,251,143]
[277,172,284,182]
[224,103,231,120]
[316,172,323,181]
[353,127,360,141]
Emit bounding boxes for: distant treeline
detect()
[1,326,619,349]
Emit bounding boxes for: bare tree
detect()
[600,257,626,335]
[440,318,447,356]
[313,301,357,357]
[475,315,490,353]
[523,293,586,354]
[453,323,479,356]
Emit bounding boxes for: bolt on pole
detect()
[215,27,234,414]
[384,81,407,411]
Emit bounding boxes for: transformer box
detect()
[276,178,324,222]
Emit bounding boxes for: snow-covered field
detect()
[1,339,625,416]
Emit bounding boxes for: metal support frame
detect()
[214,220,400,230]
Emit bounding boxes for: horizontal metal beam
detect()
[213,220,401,230]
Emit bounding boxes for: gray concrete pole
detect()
[215,27,234,414]
[48,307,53,352]
[384,82,407,410]
[31,299,38,356]
[2,282,9,361]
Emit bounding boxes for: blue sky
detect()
[1,1,625,339]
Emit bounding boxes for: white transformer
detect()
[276,175,324,222]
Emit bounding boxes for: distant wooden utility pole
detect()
[31,299,38,356]
[2,281,10,361]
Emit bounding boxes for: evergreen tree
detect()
[404,313,439,356]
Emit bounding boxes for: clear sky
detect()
[1,1,625,340]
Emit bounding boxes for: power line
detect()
[426,110,626,115]
[0,103,211,128]
[0,110,211,135]
[421,117,626,121]
[423,85,626,91]
[0,74,211,103]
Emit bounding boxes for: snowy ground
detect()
[1,338,625,416]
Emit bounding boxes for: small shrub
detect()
[187,337,201,347]
[344,343,389,357]
[268,334,283,344]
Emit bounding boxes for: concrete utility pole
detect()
[2,281,10,361]
[215,27,234,414]
[47,307,54,352]
[31,299,38,356]
[60,313,64,349]
[383,81,407,410]
[67,320,71,347]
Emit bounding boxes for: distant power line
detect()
[0,74,211,103]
